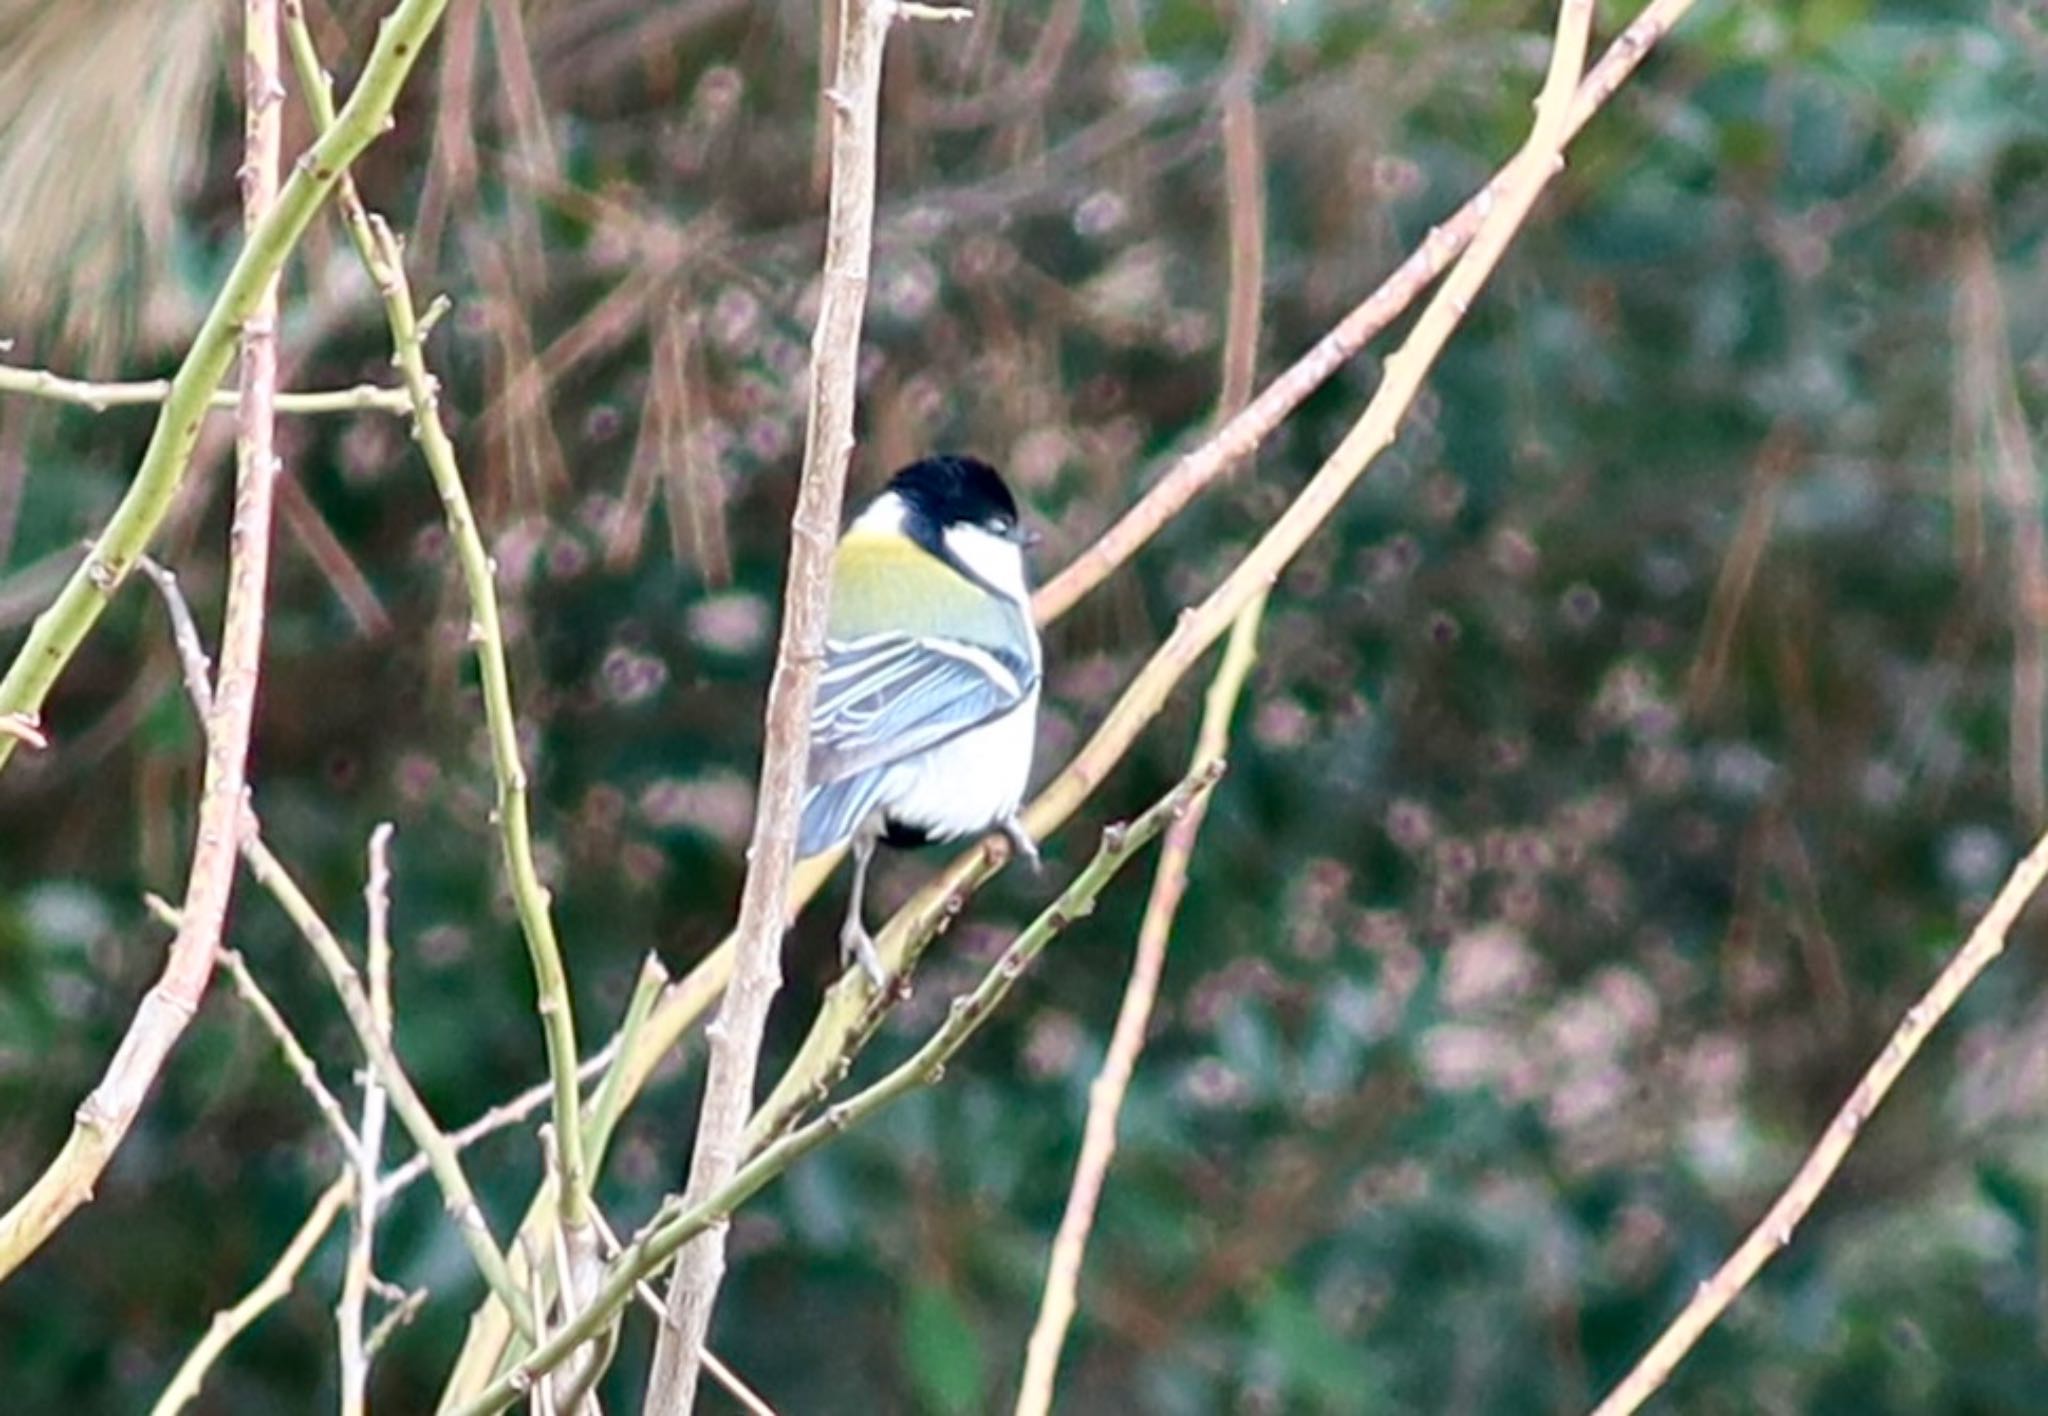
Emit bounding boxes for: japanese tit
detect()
[796,454,1043,986]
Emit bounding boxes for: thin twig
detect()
[701,1350,781,1416]
[244,825,537,1338]
[536,1129,599,1413]
[451,765,1225,1416]
[364,1283,429,1356]
[381,1043,617,1204]
[134,545,537,1335]
[339,823,397,1416]
[1015,24,1270,1399]
[588,1209,781,1416]
[0,0,455,776]
[0,363,413,414]
[742,0,1599,1163]
[642,0,900,1406]
[216,943,361,1159]
[1019,607,1262,1416]
[1028,0,1698,626]
[435,0,1701,1386]
[1590,824,2048,1415]
[0,0,286,1279]
[285,0,593,1261]
[148,1175,355,1416]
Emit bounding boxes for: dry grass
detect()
[0,0,222,359]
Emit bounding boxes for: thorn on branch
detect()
[0,713,48,751]
[417,294,454,343]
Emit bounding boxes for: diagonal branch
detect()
[742,0,1598,1160]
[0,0,455,776]
[0,0,286,1279]
[283,0,593,1257]
[448,765,1224,1416]
[1028,0,1695,627]
[1589,823,2048,1415]
[642,0,911,1405]
[148,1174,356,1416]
[216,943,362,1161]
[1016,28,1272,1382]
[434,0,1701,1386]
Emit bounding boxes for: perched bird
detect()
[797,454,1043,986]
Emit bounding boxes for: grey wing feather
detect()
[797,770,891,859]
[806,632,1033,790]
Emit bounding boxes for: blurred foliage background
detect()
[2,0,2047,1410]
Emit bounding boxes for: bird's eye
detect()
[984,517,1011,536]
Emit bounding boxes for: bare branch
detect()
[450,766,1225,1416]
[642,0,901,1405]
[217,944,362,1160]
[148,1176,355,1416]
[0,0,286,1277]
[1029,0,1699,627]
[0,0,457,775]
[0,363,413,415]
[1591,824,2048,1414]
[1016,22,1270,1400]
[339,823,397,1416]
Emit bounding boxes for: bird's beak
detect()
[1018,525,1043,549]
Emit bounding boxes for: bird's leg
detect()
[840,833,888,990]
[997,812,1042,875]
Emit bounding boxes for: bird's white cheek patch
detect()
[943,523,1029,602]
[850,491,910,537]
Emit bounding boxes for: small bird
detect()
[797,454,1043,987]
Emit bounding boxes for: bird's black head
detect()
[886,455,1028,544]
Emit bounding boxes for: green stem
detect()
[243,831,537,1340]
[447,762,1224,1416]
[284,3,589,1232]
[0,0,452,775]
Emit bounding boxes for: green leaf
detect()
[1251,1282,1379,1410]
[901,1282,985,1416]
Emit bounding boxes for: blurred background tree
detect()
[2,0,2047,1411]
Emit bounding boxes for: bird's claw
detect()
[999,815,1043,876]
[840,920,889,991]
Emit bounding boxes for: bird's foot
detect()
[840,919,889,992]
[999,814,1042,876]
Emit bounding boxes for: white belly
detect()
[878,688,1038,841]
